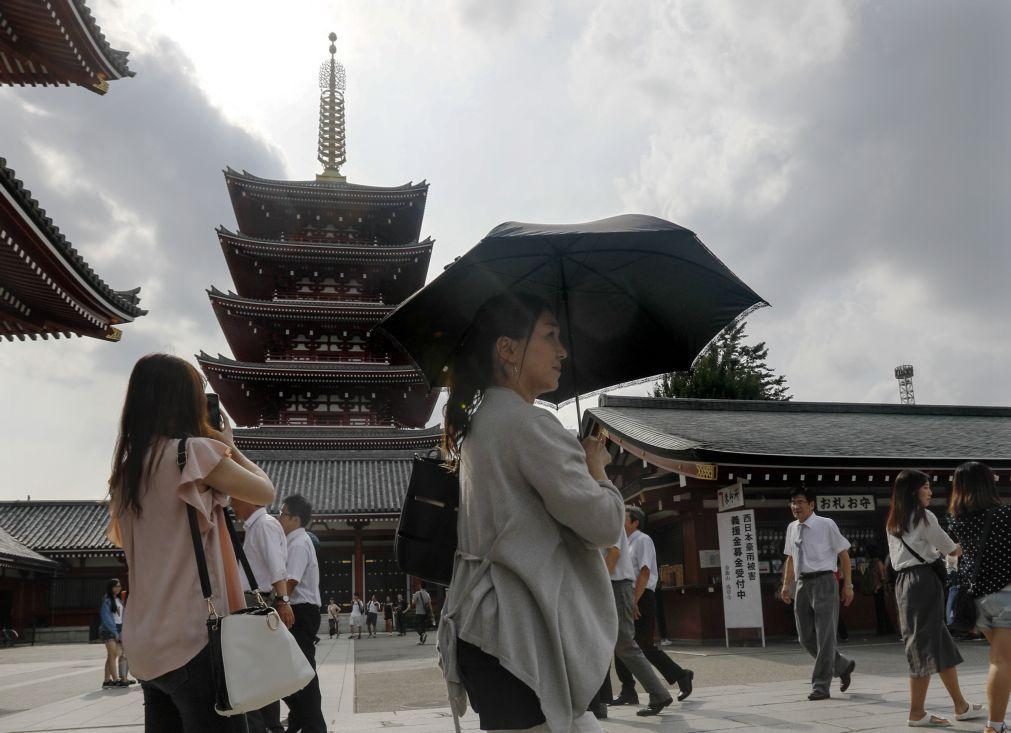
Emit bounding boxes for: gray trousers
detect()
[612,580,669,703]
[794,573,852,694]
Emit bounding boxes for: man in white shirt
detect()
[278,494,326,733]
[596,522,672,718]
[613,506,693,705]
[231,499,294,733]
[781,487,856,700]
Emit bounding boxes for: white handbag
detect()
[179,439,315,716]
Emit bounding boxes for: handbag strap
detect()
[178,437,264,612]
[897,534,931,565]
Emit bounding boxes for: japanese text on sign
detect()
[716,509,764,630]
[816,495,875,512]
[717,482,744,512]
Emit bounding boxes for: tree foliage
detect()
[652,321,790,401]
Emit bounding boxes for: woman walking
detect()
[437,293,624,733]
[949,462,1011,733]
[367,595,381,638]
[99,578,127,688]
[349,593,365,639]
[327,598,340,639]
[107,354,275,732]
[384,596,394,634]
[887,469,984,727]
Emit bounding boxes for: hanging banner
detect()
[717,509,764,630]
[717,481,744,512]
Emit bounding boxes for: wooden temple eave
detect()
[0,0,132,95]
[208,289,394,320]
[198,356,427,384]
[217,233,435,266]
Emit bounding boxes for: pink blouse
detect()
[109,437,256,681]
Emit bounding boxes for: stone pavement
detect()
[0,635,998,732]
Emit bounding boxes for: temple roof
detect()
[197,352,426,384]
[0,0,133,94]
[0,500,117,556]
[223,169,428,244]
[217,227,435,262]
[585,396,1011,469]
[0,157,146,341]
[0,526,59,570]
[237,424,442,452]
[207,286,394,321]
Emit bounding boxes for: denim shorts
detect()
[975,583,1011,633]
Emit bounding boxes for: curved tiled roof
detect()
[198,352,426,382]
[70,0,134,78]
[0,526,58,569]
[0,158,146,318]
[224,168,428,194]
[0,500,115,553]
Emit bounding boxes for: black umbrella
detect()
[377,214,767,416]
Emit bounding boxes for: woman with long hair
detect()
[885,469,983,726]
[107,354,274,732]
[98,578,128,688]
[949,462,1011,733]
[437,293,624,733]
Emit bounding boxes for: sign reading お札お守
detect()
[816,495,875,512]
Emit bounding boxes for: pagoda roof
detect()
[197,352,426,385]
[0,157,146,341]
[217,227,435,263]
[0,525,59,570]
[0,0,133,94]
[237,425,442,452]
[0,500,118,557]
[223,169,428,244]
[584,395,1011,470]
[207,286,394,322]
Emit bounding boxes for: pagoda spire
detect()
[317,32,348,182]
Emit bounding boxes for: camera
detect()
[206,393,224,431]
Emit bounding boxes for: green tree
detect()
[652,321,790,400]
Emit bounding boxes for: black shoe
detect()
[590,701,607,720]
[102,680,114,688]
[636,698,673,717]
[677,669,694,702]
[808,690,830,701]
[609,691,639,706]
[839,660,856,692]
[420,632,427,644]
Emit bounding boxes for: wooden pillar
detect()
[347,519,370,598]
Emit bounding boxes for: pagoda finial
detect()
[317,32,347,182]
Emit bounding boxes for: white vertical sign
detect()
[717,509,764,630]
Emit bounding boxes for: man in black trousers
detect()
[612,506,694,706]
[278,494,326,733]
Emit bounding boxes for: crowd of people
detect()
[102,293,1010,733]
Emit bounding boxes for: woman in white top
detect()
[886,469,985,727]
[349,594,364,639]
[437,293,623,733]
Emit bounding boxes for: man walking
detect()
[231,499,294,733]
[278,494,326,733]
[597,523,673,717]
[411,584,432,645]
[781,487,856,700]
[612,506,694,705]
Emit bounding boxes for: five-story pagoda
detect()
[199,34,441,602]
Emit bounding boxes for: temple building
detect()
[0,158,146,341]
[584,396,1011,642]
[198,34,440,606]
[0,0,133,94]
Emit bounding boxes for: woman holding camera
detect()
[949,462,1011,733]
[437,293,624,733]
[886,470,983,727]
[107,354,274,732]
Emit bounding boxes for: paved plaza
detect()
[0,630,997,732]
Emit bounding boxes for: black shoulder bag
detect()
[896,535,949,586]
[949,509,996,634]
[394,451,459,587]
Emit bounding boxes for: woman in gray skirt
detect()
[887,469,986,727]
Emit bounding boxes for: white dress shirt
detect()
[887,510,957,571]
[602,526,636,582]
[628,529,659,590]
[783,513,851,575]
[241,507,287,593]
[285,527,321,606]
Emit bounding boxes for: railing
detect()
[265,351,390,364]
[271,290,386,304]
[263,412,394,427]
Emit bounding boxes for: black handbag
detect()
[394,452,459,587]
[949,509,996,634]
[897,535,949,586]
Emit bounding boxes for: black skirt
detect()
[457,639,545,730]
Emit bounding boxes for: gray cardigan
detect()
[437,387,623,732]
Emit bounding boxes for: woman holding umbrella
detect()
[436,292,625,733]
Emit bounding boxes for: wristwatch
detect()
[275,595,290,604]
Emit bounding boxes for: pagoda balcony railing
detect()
[279,232,388,247]
[263,412,394,427]
[265,351,392,364]
[272,291,386,304]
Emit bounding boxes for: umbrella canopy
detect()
[377,214,768,407]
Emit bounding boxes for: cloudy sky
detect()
[2,1,1008,500]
